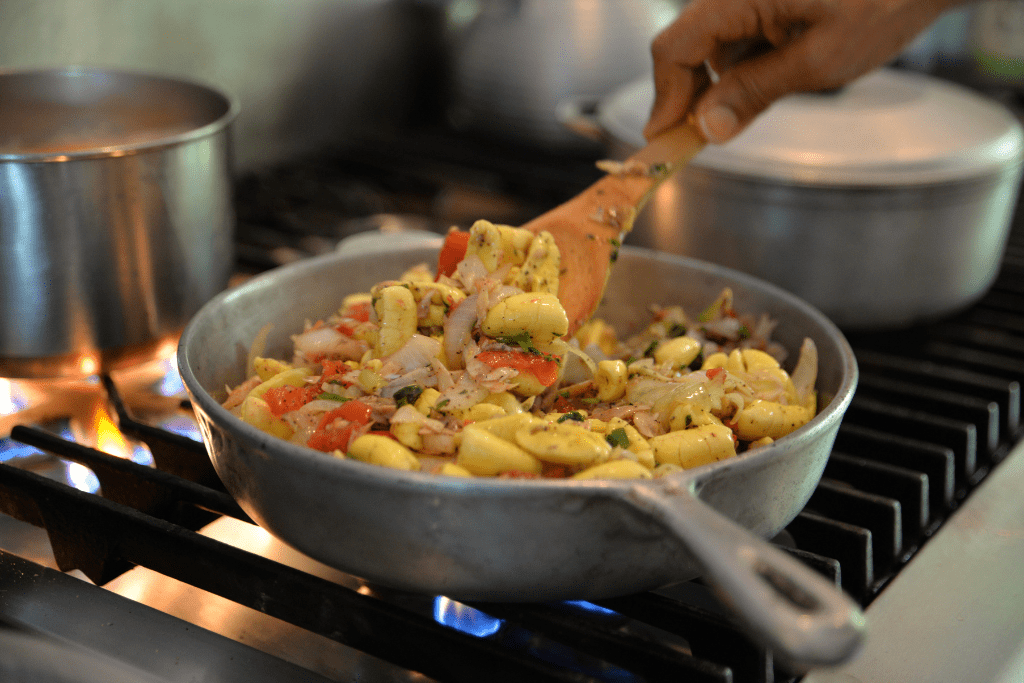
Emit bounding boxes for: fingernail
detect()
[699,105,739,143]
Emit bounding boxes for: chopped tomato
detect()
[316,399,373,430]
[335,323,356,336]
[262,385,320,417]
[476,350,560,387]
[706,367,726,381]
[307,399,374,453]
[342,301,371,323]
[307,423,357,453]
[436,229,470,279]
[321,359,352,382]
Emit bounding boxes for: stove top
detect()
[1,126,1023,682]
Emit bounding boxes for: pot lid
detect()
[600,68,1024,186]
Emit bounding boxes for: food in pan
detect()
[221,220,818,479]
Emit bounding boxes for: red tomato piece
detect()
[476,350,560,387]
[706,367,726,381]
[316,399,373,431]
[436,229,470,279]
[262,385,320,417]
[307,424,357,453]
[321,359,351,381]
[343,301,371,323]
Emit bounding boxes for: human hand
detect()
[644,0,969,143]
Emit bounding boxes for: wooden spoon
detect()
[522,119,707,335]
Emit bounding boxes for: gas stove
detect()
[1,127,1023,682]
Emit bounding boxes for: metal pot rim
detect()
[0,65,239,163]
[599,69,1024,186]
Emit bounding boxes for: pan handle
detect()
[619,481,866,672]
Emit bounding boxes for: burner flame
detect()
[433,596,502,638]
[0,378,28,416]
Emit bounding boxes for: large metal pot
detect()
[0,67,237,379]
[178,243,863,669]
[444,0,670,150]
[566,68,1024,329]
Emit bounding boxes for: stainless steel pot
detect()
[564,68,1024,329]
[178,243,863,669]
[444,0,669,150]
[0,67,237,378]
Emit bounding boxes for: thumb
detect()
[694,49,811,143]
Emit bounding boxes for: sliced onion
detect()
[385,334,441,374]
[443,293,478,369]
[790,337,818,404]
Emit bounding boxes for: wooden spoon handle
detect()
[524,120,706,335]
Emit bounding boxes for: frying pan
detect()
[178,243,863,669]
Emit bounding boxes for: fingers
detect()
[695,37,826,143]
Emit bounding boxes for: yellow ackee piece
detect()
[508,231,560,294]
[405,280,467,327]
[247,367,314,400]
[239,395,294,440]
[605,417,655,468]
[467,412,542,442]
[481,292,568,344]
[667,402,724,432]
[653,336,702,369]
[733,399,814,441]
[415,387,443,415]
[348,434,421,471]
[595,359,628,402]
[252,356,293,382]
[374,285,417,357]
[459,402,507,423]
[440,462,474,477]
[390,421,424,450]
[465,220,534,273]
[649,424,736,469]
[483,392,522,414]
[458,426,542,476]
[572,459,653,480]
[574,318,620,356]
[514,422,611,466]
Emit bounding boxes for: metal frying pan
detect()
[178,243,863,669]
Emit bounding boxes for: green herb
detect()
[557,411,585,423]
[436,398,450,409]
[643,340,659,357]
[317,392,350,402]
[581,397,600,405]
[495,330,538,355]
[609,247,619,264]
[685,414,693,427]
[393,384,424,408]
[606,428,629,448]
[738,325,751,340]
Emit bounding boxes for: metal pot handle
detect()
[617,481,867,672]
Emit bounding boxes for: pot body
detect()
[0,67,237,378]
[445,0,667,150]
[631,165,1022,329]
[580,70,1024,330]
